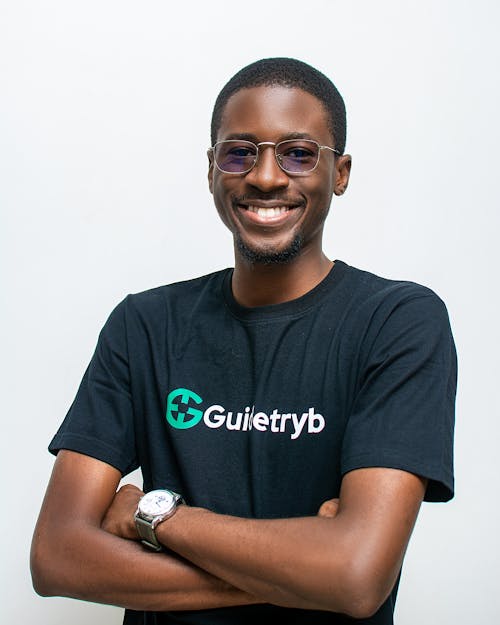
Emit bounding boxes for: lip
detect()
[238,200,301,209]
[236,200,304,226]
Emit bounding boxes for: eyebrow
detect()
[223,131,317,142]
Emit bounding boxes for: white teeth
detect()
[247,206,289,217]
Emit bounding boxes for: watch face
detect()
[139,490,176,518]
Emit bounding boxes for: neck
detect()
[231,248,334,308]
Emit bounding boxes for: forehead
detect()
[218,85,332,144]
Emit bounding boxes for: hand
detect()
[317,497,340,518]
[101,483,144,539]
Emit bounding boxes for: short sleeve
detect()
[49,297,138,475]
[341,291,457,502]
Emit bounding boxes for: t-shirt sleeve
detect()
[341,290,457,502]
[49,297,138,475]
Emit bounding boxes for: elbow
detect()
[342,590,385,620]
[30,529,66,598]
[335,560,393,619]
[30,539,54,597]
[31,573,53,598]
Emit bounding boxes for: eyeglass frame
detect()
[208,139,341,176]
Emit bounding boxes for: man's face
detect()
[208,85,350,264]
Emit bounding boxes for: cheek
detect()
[212,173,243,209]
[212,171,230,194]
[304,179,334,209]
[211,178,236,227]
[315,171,336,204]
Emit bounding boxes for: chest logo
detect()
[165,387,325,439]
[166,388,204,429]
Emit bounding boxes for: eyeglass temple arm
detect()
[320,146,341,155]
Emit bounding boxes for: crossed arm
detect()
[31,449,426,619]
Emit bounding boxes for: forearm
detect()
[156,506,371,615]
[31,520,258,611]
[34,452,423,618]
[155,469,425,618]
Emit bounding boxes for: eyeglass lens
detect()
[214,140,320,174]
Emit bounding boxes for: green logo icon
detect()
[166,388,203,429]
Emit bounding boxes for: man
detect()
[31,57,457,624]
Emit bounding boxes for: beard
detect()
[235,233,303,265]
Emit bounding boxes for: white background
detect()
[1,1,499,623]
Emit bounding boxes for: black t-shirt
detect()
[50,260,457,624]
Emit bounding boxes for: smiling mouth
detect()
[236,200,303,221]
[246,205,290,217]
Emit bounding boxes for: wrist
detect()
[154,504,208,550]
[134,489,185,551]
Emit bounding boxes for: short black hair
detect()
[210,57,347,154]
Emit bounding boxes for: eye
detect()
[277,141,319,173]
[281,146,315,160]
[227,146,255,158]
[215,142,257,173]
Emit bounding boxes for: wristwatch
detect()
[134,489,185,551]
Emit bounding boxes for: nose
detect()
[244,144,289,192]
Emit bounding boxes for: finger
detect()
[318,499,340,518]
[118,484,143,495]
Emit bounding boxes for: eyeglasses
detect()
[209,139,340,175]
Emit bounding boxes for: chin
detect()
[236,234,303,265]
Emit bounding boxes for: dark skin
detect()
[31,85,427,619]
[208,86,352,307]
[31,451,259,611]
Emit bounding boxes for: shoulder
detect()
[98,268,231,339]
[341,261,440,300]
[333,261,455,357]
[338,261,450,319]
[131,268,229,305]
[113,268,230,316]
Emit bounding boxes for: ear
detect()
[207,149,214,195]
[334,154,352,196]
